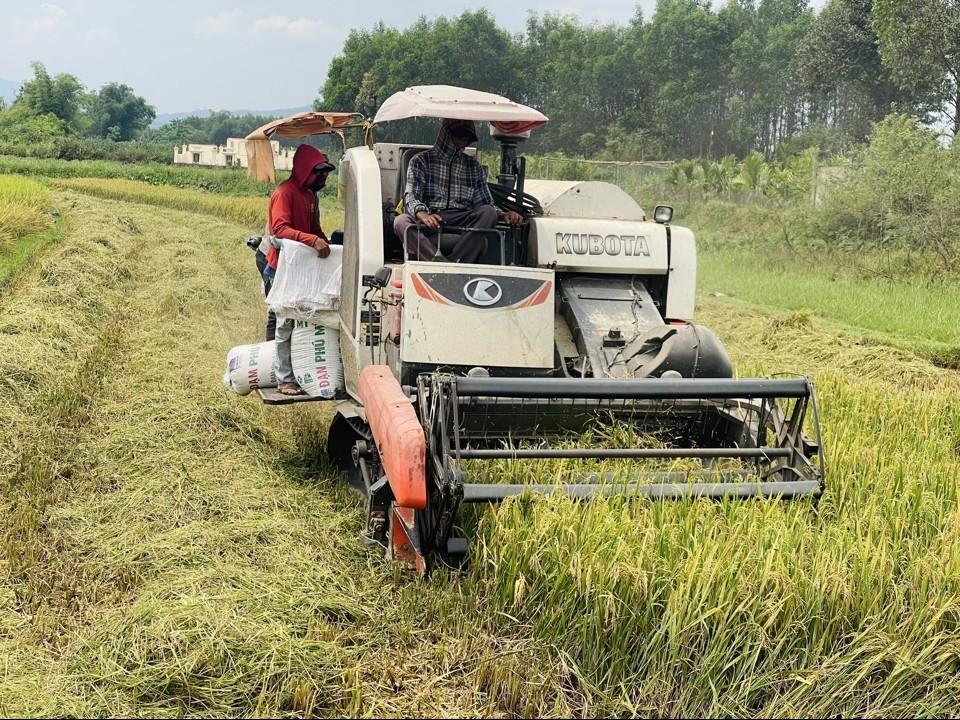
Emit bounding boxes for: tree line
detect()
[0,62,155,144]
[0,64,283,162]
[319,0,959,159]
[0,0,956,164]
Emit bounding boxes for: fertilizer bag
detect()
[267,240,342,324]
[223,341,278,395]
[290,321,344,399]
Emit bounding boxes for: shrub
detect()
[814,114,958,272]
[0,136,179,165]
[665,151,816,202]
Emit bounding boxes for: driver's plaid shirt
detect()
[403,149,494,217]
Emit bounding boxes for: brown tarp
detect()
[245,112,364,183]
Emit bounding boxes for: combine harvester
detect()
[251,86,825,575]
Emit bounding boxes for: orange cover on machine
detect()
[357,366,427,509]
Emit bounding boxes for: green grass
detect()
[646,191,960,364]
[699,247,960,363]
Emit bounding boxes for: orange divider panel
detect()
[357,365,427,510]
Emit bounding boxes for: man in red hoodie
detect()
[264,143,335,396]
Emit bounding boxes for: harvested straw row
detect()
[0,188,526,717]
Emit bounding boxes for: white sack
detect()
[290,321,344,399]
[223,341,278,395]
[267,240,342,323]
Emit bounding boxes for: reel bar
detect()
[462,479,823,502]
[458,447,793,460]
[452,376,812,401]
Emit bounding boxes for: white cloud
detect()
[37,2,66,23]
[196,9,243,35]
[83,26,117,45]
[249,15,327,39]
[14,3,68,38]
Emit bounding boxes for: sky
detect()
[0,0,827,115]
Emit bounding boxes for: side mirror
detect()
[653,205,674,224]
[371,266,392,289]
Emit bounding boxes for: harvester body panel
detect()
[337,147,394,400]
[529,217,668,272]
[524,180,647,220]
[399,262,554,368]
[523,178,697,319]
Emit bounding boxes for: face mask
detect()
[309,173,326,192]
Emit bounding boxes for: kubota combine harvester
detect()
[250,86,825,575]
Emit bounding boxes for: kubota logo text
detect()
[555,233,650,257]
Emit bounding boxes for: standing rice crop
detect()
[48,177,345,233]
[0,174,50,248]
[465,299,960,717]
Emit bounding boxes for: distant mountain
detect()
[150,106,312,128]
[0,78,21,104]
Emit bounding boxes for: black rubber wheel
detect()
[326,413,371,493]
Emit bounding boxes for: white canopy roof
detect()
[373,85,548,135]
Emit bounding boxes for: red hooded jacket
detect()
[265,144,330,273]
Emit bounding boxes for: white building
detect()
[173,137,294,170]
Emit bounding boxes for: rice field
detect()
[0,155,284,196]
[0,180,958,717]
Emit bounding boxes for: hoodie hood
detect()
[289,144,333,190]
[434,118,478,160]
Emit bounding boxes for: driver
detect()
[395,118,523,263]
